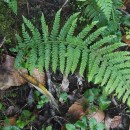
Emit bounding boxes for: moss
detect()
[0,1,16,42]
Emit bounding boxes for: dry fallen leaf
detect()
[105,115,122,130]
[87,110,105,123]
[9,116,17,126]
[111,116,122,128]
[0,55,26,90]
[67,101,86,122]
[63,98,105,130]
[66,97,105,123]
[61,74,69,92]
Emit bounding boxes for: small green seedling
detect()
[34,90,49,109]
[59,92,68,103]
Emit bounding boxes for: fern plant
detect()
[15,10,130,107]
[78,0,122,21]
[77,0,123,36]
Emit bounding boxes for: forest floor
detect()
[0,0,130,130]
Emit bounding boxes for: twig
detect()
[0,37,6,48]
[61,0,69,8]
[119,8,129,15]
[112,96,118,106]
[26,1,30,15]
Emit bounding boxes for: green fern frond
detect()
[108,76,120,94]
[117,85,127,99]
[82,0,115,21]
[105,70,117,92]
[58,13,79,40]
[84,26,106,45]
[84,0,100,21]
[77,21,98,39]
[101,65,112,86]
[115,62,130,69]
[115,80,124,94]
[38,41,44,72]
[123,91,130,103]
[79,0,122,37]
[118,69,130,75]
[50,9,61,40]
[23,16,43,72]
[90,36,114,50]
[66,18,78,39]
[88,52,97,71]
[65,45,74,76]
[71,47,81,73]
[79,49,88,76]
[22,16,42,45]
[98,42,126,55]
[96,0,113,20]
[41,14,48,42]
[59,44,66,73]
[52,43,59,72]
[88,55,101,82]
[15,10,130,107]
[27,43,38,73]
[50,10,61,72]
[22,16,40,48]
[22,16,35,34]
[45,44,51,71]
[105,51,130,59]
[15,34,23,49]
[41,14,49,71]
[22,24,32,47]
[15,51,24,67]
[4,0,17,14]
[94,60,107,84]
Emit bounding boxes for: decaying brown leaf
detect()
[67,101,86,122]
[87,109,105,123]
[61,74,69,92]
[0,55,26,90]
[105,115,122,130]
[111,116,122,128]
[9,116,17,126]
[66,98,105,123]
